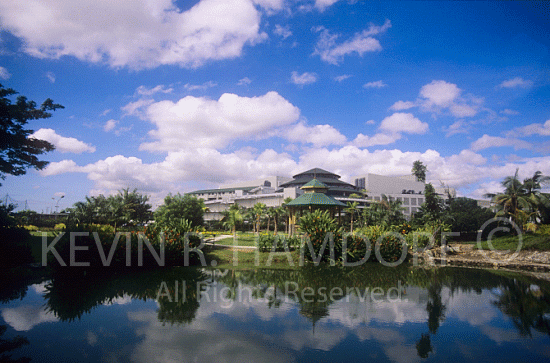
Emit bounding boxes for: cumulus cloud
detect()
[45,71,55,83]
[470,134,532,151]
[237,77,252,85]
[136,85,173,96]
[379,113,428,134]
[121,98,154,119]
[389,100,415,111]
[274,24,292,39]
[315,0,340,11]
[392,80,481,118]
[30,128,96,153]
[497,77,533,89]
[184,81,217,91]
[351,133,400,147]
[284,122,347,147]
[0,66,10,79]
[0,0,271,70]
[103,119,118,132]
[290,71,317,86]
[313,20,391,65]
[420,80,461,108]
[334,74,352,82]
[363,80,387,89]
[140,91,301,151]
[506,119,550,137]
[444,120,471,137]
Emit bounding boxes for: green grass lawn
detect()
[461,233,550,251]
[205,248,301,270]
[214,233,259,246]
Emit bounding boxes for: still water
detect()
[1,265,550,362]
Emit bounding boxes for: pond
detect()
[1,265,550,362]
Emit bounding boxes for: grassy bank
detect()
[461,233,550,251]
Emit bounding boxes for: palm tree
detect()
[221,204,243,238]
[252,202,266,234]
[345,201,358,232]
[522,171,550,223]
[485,169,537,225]
[412,160,427,183]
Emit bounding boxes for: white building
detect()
[353,173,456,218]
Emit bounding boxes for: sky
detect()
[0,0,549,212]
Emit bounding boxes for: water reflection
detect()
[1,265,550,362]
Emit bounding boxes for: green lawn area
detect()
[461,233,550,251]
[205,248,301,270]
[214,232,259,246]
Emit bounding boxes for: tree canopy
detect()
[412,160,427,183]
[0,84,64,184]
[154,193,205,228]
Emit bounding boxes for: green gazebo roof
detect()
[301,178,328,190]
[286,192,346,207]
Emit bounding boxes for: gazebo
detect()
[285,179,346,235]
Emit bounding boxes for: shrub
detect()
[46,221,204,272]
[23,225,39,231]
[258,234,299,252]
[537,225,550,235]
[54,223,66,231]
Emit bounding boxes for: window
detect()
[397,197,402,202]
[411,207,418,214]
[374,196,380,201]
[404,207,410,214]
[403,198,409,205]
[411,198,416,206]
[418,198,424,205]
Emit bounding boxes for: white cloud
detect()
[313,20,391,65]
[290,71,317,86]
[140,91,301,151]
[136,85,173,96]
[420,80,461,108]
[334,74,352,82]
[351,133,400,147]
[274,24,292,39]
[284,122,347,147]
[470,134,532,151]
[389,100,415,111]
[379,113,428,134]
[45,71,55,83]
[507,119,550,137]
[2,305,58,331]
[315,0,339,11]
[100,109,111,116]
[0,66,10,79]
[497,77,533,89]
[103,119,118,132]
[500,109,519,116]
[393,80,481,118]
[0,0,271,70]
[444,120,470,137]
[363,80,387,89]
[237,77,252,85]
[121,98,154,119]
[184,81,218,91]
[30,128,96,153]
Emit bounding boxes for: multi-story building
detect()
[353,173,456,218]
[188,168,461,221]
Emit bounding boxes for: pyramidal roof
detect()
[301,178,328,190]
[292,168,340,179]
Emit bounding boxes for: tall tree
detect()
[0,84,64,184]
[345,201,359,232]
[221,204,243,237]
[251,202,266,233]
[154,193,205,228]
[412,160,427,183]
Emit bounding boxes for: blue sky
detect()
[0,0,549,212]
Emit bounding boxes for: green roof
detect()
[286,192,346,207]
[301,178,328,190]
